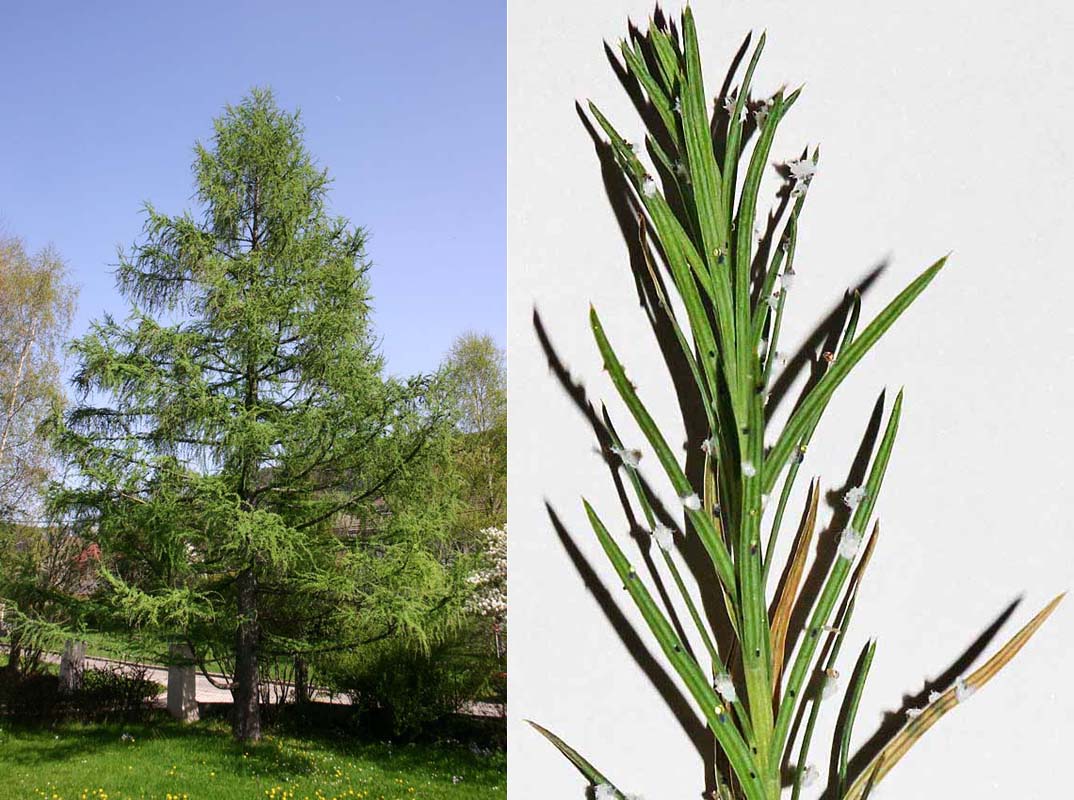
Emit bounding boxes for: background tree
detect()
[0,236,74,521]
[51,90,465,742]
[309,335,507,732]
[443,333,506,533]
[0,235,76,675]
[437,333,507,705]
[0,517,89,676]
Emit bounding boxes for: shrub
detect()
[326,629,498,739]
[0,663,161,721]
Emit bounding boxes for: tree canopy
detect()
[0,235,74,522]
[443,332,506,533]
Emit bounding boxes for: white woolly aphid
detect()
[714,673,738,704]
[611,445,641,469]
[594,784,617,800]
[754,104,771,129]
[822,671,840,700]
[837,528,863,560]
[653,524,674,552]
[844,486,866,510]
[788,158,817,182]
[681,493,702,511]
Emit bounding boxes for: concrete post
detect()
[166,643,199,722]
[58,639,85,694]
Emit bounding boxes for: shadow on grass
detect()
[0,715,308,779]
[0,708,503,782]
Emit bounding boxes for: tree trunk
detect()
[5,633,22,676]
[232,567,261,742]
[294,655,310,704]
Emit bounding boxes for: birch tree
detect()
[0,236,73,520]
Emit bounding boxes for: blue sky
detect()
[0,1,504,379]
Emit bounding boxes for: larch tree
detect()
[50,90,464,741]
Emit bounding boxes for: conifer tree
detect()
[51,89,462,741]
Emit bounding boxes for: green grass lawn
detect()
[77,631,170,664]
[0,717,505,800]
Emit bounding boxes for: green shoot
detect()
[534,9,1062,799]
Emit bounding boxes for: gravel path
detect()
[38,651,504,717]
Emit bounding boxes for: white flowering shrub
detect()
[467,525,506,624]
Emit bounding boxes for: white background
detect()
[508,1,1074,798]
